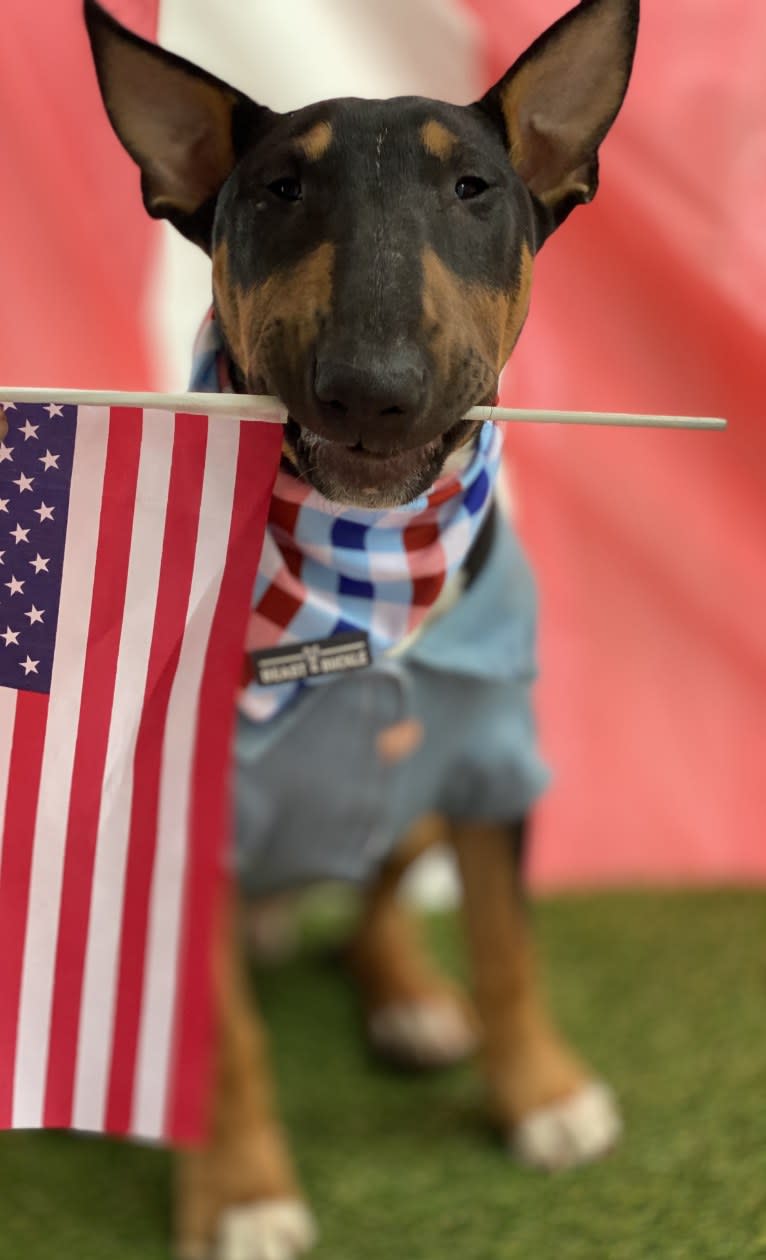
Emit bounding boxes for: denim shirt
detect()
[233,514,549,894]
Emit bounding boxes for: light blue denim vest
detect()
[233,512,549,894]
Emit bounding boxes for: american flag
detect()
[0,398,281,1142]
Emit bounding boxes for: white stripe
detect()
[0,688,20,864]
[12,407,110,1127]
[131,417,241,1138]
[253,534,283,584]
[439,512,474,570]
[162,0,482,107]
[369,599,411,646]
[71,412,175,1133]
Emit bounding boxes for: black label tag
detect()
[251,632,372,686]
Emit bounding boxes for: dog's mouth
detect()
[285,416,476,508]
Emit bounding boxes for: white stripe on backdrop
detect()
[148,0,485,389]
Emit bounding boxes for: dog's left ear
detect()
[84,0,274,249]
[479,0,639,239]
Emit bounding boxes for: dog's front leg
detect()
[348,815,479,1069]
[451,818,621,1171]
[174,905,316,1260]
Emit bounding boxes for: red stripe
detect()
[403,519,446,608]
[281,542,303,580]
[0,692,49,1125]
[255,582,304,631]
[404,511,448,631]
[403,520,440,553]
[104,414,208,1135]
[42,409,143,1127]
[426,481,462,508]
[411,573,446,607]
[166,421,282,1143]
[269,494,301,534]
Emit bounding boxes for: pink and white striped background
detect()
[2,0,764,887]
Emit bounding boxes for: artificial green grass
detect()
[1,892,764,1259]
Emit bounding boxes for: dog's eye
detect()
[455,176,489,201]
[268,177,303,202]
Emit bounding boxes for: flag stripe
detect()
[42,409,144,1127]
[105,414,208,1134]
[131,415,241,1138]
[166,422,283,1141]
[72,411,175,1133]
[11,408,111,1127]
[0,692,49,1124]
[0,690,19,861]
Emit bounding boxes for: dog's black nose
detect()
[314,354,425,445]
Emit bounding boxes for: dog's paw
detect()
[368,999,478,1069]
[509,1081,622,1172]
[213,1200,317,1260]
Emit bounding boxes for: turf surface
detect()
[2,892,764,1259]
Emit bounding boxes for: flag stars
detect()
[0,407,68,687]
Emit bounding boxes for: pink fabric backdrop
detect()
[1,0,157,389]
[2,0,764,885]
[464,0,766,885]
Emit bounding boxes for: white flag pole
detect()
[0,389,727,431]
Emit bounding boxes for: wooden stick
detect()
[466,405,727,430]
[0,389,727,431]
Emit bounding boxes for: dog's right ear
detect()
[84,0,274,250]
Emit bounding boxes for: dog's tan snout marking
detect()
[421,243,534,377]
[294,121,333,162]
[505,242,534,361]
[213,239,335,387]
[377,719,424,765]
[421,121,458,161]
[0,409,8,441]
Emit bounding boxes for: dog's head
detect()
[86,0,638,507]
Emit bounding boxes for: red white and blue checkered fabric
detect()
[191,309,503,721]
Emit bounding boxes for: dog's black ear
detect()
[84,0,274,249]
[478,0,639,239]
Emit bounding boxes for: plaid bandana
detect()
[190,309,503,720]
